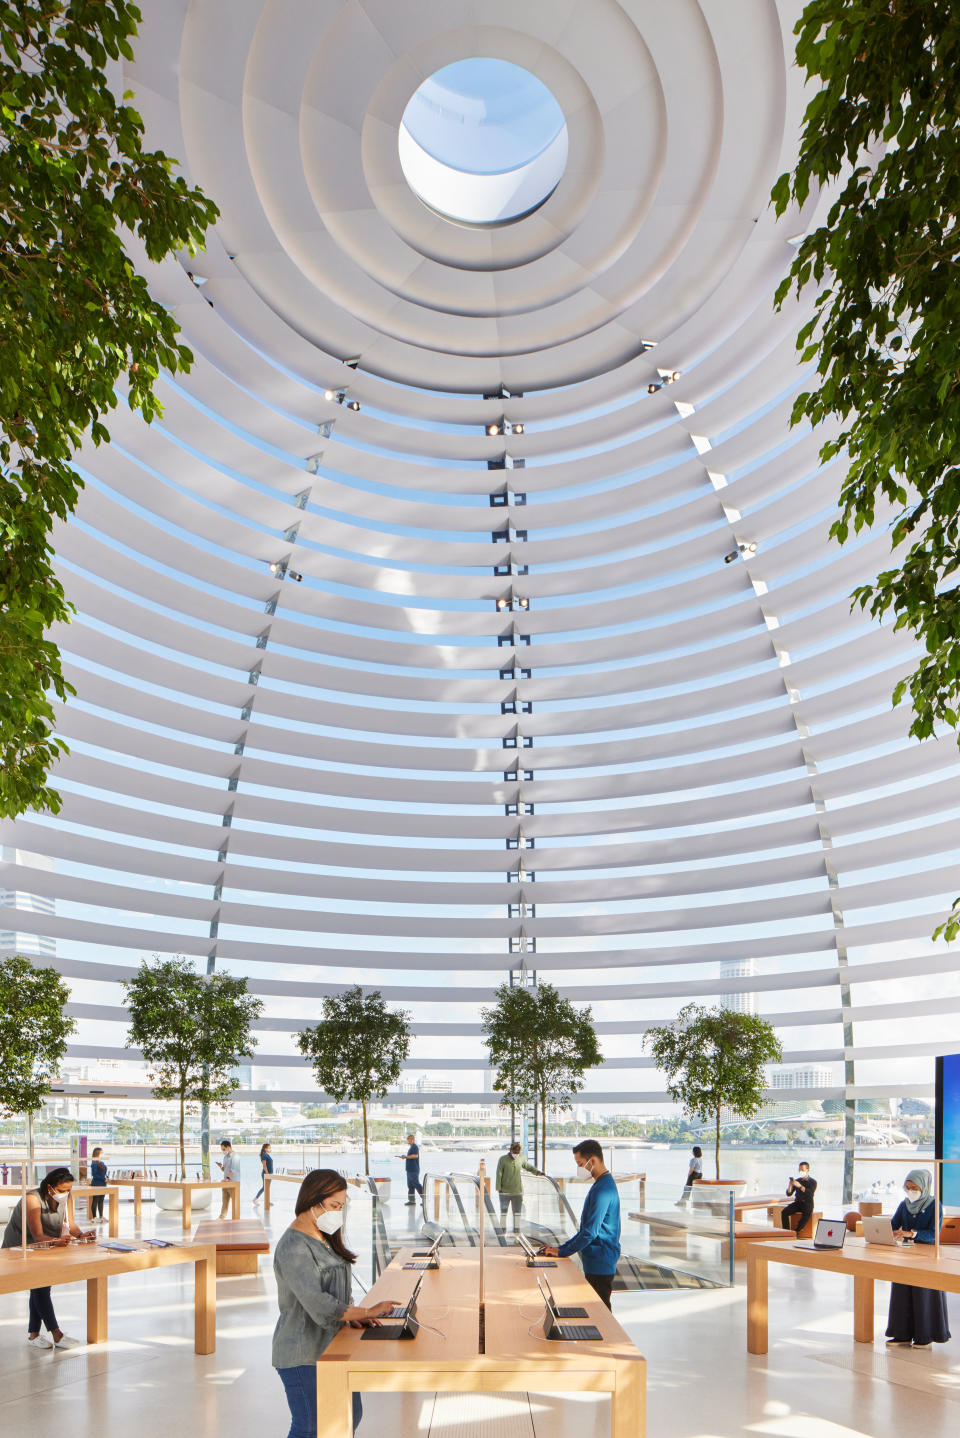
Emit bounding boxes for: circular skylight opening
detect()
[399,59,568,226]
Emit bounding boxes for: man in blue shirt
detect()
[539,1140,620,1309]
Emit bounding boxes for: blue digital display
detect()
[936,1053,960,1205]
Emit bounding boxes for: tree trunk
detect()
[541,1094,547,1173]
[714,1106,721,1180]
[26,1111,35,1183]
[361,1099,369,1174]
[179,1092,187,1180]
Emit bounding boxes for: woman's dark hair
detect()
[692,1146,702,1158]
[38,1167,74,1199]
[260,1142,271,1155]
[92,1147,103,1157]
[572,1139,603,1163]
[295,1169,356,1264]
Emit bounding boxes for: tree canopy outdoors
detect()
[296,985,411,1174]
[123,957,261,1179]
[773,2,960,936]
[0,1,217,820]
[0,953,74,1159]
[644,1004,782,1179]
[481,980,601,1172]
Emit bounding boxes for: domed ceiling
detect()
[3,0,959,1117]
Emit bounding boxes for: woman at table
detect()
[273,1169,398,1436]
[1,1166,94,1350]
[886,1167,951,1348]
[254,1141,273,1203]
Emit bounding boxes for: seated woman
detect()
[886,1168,951,1348]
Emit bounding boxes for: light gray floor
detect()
[1,1194,958,1437]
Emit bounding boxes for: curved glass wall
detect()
[2,2,958,1160]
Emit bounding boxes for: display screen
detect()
[935,1053,960,1205]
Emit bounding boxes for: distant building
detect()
[0,848,56,958]
[768,1064,832,1091]
[719,958,756,1015]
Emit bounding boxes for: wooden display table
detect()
[746,1237,960,1354]
[629,1208,792,1262]
[263,1172,306,1211]
[732,1194,789,1218]
[316,1246,645,1438]
[193,1218,269,1275]
[109,1177,239,1229]
[0,1240,217,1352]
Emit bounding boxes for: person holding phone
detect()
[273,1169,398,1435]
[780,1161,817,1230]
[1,1167,94,1348]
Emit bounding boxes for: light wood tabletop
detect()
[262,1172,306,1210]
[0,1182,121,1238]
[316,1246,644,1438]
[107,1177,239,1229]
[746,1236,960,1353]
[0,1240,217,1352]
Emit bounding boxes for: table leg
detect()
[853,1276,875,1343]
[264,1176,271,1211]
[182,1190,192,1231]
[108,1192,119,1238]
[231,1183,239,1219]
[316,1361,352,1438]
[746,1251,768,1354]
[195,1254,216,1355]
[613,1360,646,1438]
[87,1276,108,1343]
[133,1182,142,1224]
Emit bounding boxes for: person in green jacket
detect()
[495,1142,539,1227]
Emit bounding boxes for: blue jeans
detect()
[28,1287,59,1334]
[278,1364,362,1435]
[407,1167,423,1197]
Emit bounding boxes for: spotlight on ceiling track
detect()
[487,423,502,436]
[512,422,524,435]
[323,389,336,402]
[724,542,758,564]
[268,561,284,577]
[347,400,361,411]
[289,570,303,583]
[648,383,662,395]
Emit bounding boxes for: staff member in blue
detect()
[538,1140,620,1309]
[402,1133,423,1206]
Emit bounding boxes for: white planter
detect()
[369,1178,392,1203]
[155,1187,214,1213]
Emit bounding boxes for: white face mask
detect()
[51,1191,70,1206]
[575,1162,593,1183]
[314,1206,344,1235]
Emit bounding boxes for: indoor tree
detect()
[123,957,262,1179]
[481,980,601,1172]
[296,985,411,1174]
[0,1,217,820]
[772,2,960,935]
[0,953,74,1171]
[644,1004,782,1179]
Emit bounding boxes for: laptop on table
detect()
[537,1275,602,1342]
[404,1232,444,1269]
[361,1272,423,1340]
[794,1218,846,1252]
[862,1216,899,1246]
[515,1231,557,1267]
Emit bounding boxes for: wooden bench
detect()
[192,1218,269,1276]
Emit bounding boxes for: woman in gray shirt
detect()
[273,1169,397,1435]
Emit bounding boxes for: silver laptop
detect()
[794,1218,845,1251]
[862,1216,897,1246]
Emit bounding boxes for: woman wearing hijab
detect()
[886,1168,951,1347]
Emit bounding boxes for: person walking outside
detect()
[537,1140,620,1309]
[2,1167,94,1348]
[254,1142,274,1204]
[678,1145,703,1205]
[780,1160,817,1231]
[217,1138,241,1218]
[89,1147,108,1222]
[495,1141,539,1228]
[273,1168,399,1435]
[401,1133,423,1206]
